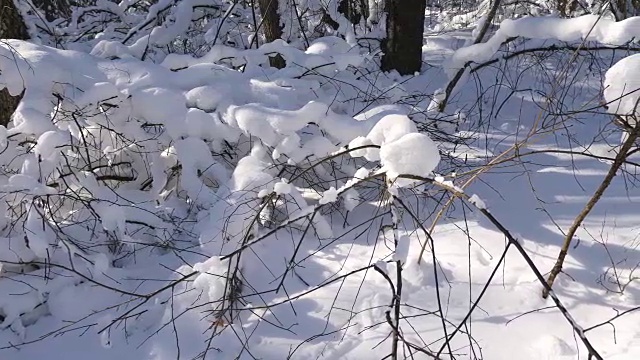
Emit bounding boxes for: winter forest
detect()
[2,0,640,359]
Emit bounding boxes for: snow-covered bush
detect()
[0,14,444,347]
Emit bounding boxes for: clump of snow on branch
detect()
[604,54,640,119]
[447,15,640,77]
[380,132,440,180]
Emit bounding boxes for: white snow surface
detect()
[1,9,640,360]
[380,133,441,179]
[604,54,640,119]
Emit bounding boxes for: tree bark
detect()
[0,0,30,127]
[32,0,71,22]
[609,0,640,20]
[338,0,369,25]
[258,0,285,68]
[381,0,426,75]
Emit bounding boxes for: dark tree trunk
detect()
[0,0,30,127]
[32,0,71,22]
[338,0,369,25]
[258,0,285,68]
[381,0,426,75]
[609,0,640,20]
[558,0,579,16]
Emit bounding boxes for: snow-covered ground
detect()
[2,10,640,360]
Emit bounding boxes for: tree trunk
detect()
[32,0,71,22]
[338,0,369,25]
[609,0,640,20]
[258,0,285,68]
[0,0,30,127]
[381,0,426,75]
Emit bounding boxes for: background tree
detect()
[610,0,640,20]
[32,0,70,21]
[338,0,369,25]
[0,0,29,127]
[258,0,286,68]
[381,0,426,75]
[1,0,70,127]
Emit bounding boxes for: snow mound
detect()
[306,36,353,56]
[193,257,229,311]
[604,54,640,119]
[528,335,576,359]
[367,114,418,147]
[380,133,440,180]
[349,113,418,161]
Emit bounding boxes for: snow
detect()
[319,186,339,205]
[604,54,640,118]
[273,178,292,195]
[353,166,371,181]
[469,194,487,209]
[448,15,640,76]
[367,114,417,146]
[348,114,421,161]
[380,133,441,180]
[306,36,352,56]
[24,206,55,258]
[304,36,363,70]
[34,131,67,161]
[342,188,361,211]
[392,234,411,264]
[174,137,228,206]
[192,257,229,312]
[2,6,640,360]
